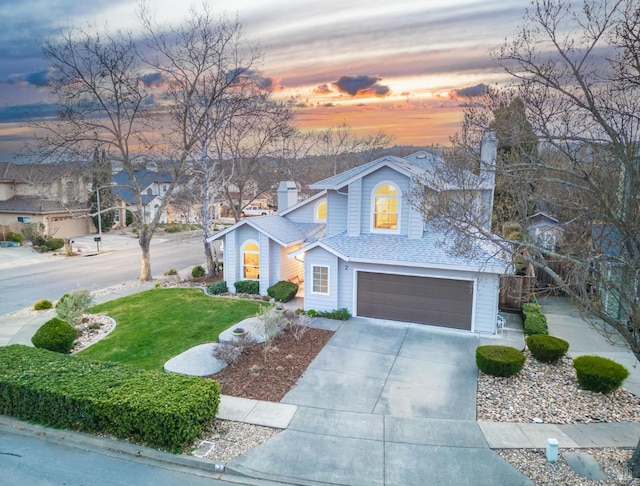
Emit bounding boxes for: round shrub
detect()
[476,345,526,377]
[31,317,77,354]
[573,355,629,394]
[234,280,260,294]
[191,265,206,278]
[207,281,228,295]
[44,238,65,251]
[33,299,53,311]
[526,334,569,363]
[267,281,299,302]
[7,231,23,244]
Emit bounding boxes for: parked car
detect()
[241,205,274,217]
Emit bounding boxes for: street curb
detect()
[0,415,226,477]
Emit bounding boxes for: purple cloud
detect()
[450,83,489,98]
[6,70,51,87]
[140,72,165,87]
[332,75,390,97]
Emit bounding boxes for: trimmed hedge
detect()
[31,317,77,354]
[234,280,260,294]
[207,281,228,295]
[33,299,53,311]
[267,281,298,302]
[0,345,220,451]
[573,355,629,394]
[526,334,569,363]
[305,308,351,320]
[522,303,548,335]
[476,345,526,377]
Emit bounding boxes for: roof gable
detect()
[279,189,326,217]
[309,155,417,190]
[207,215,325,247]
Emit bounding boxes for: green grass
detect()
[78,288,264,370]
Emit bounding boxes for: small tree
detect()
[56,289,94,326]
[255,306,287,362]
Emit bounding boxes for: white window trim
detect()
[241,239,260,280]
[370,181,401,234]
[311,265,330,295]
[314,199,327,223]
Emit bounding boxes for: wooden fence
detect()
[499,275,536,312]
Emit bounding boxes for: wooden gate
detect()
[499,275,536,312]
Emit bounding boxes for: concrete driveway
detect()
[282,317,479,420]
[227,318,532,486]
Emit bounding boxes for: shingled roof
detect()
[0,162,73,183]
[0,196,88,214]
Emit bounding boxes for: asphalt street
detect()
[0,233,207,315]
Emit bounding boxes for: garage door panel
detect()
[357,272,473,330]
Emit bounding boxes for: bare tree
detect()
[217,96,295,223]
[312,121,395,179]
[35,24,189,280]
[410,0,640,361]
[139,4,293,275]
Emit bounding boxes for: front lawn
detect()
[79,288,265,370]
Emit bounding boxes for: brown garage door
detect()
[357,272,473,330]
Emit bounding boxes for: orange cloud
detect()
[313,83,332,95]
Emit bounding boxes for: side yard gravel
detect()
[478,350,640,485]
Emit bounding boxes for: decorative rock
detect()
[533,417,543,423]
[562,451,607,480]
[164,343,228,376]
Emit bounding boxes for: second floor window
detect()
[315,200,327,222]
[372,183,399,231]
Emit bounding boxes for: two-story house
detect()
[208,133,508,333]
[111,169,173,226]
[0,162,92,238]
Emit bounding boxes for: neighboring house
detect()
[526,202,564,251]
[591,224,637,322]
[0,162,92,238]
[208,133,509,333]
[111,170,173,225]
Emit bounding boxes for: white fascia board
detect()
[287,241,347,260]
[310,160,416,190]
[279,190,327,216]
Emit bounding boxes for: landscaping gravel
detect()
[479,350,640,484]
[477,350,640,424]
[194,420,280,464]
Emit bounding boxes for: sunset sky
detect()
[0,0,532,160]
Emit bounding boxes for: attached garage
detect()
[356,272,474,330]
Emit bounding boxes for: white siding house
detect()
[207,132,509,333]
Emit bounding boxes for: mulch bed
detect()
[209,327,334,402]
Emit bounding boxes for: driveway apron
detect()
[227,318,532,485]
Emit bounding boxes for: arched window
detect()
[315,200,327,222]
[147,188,153,196]
[372,182,400,232]
[242,241,260,279]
